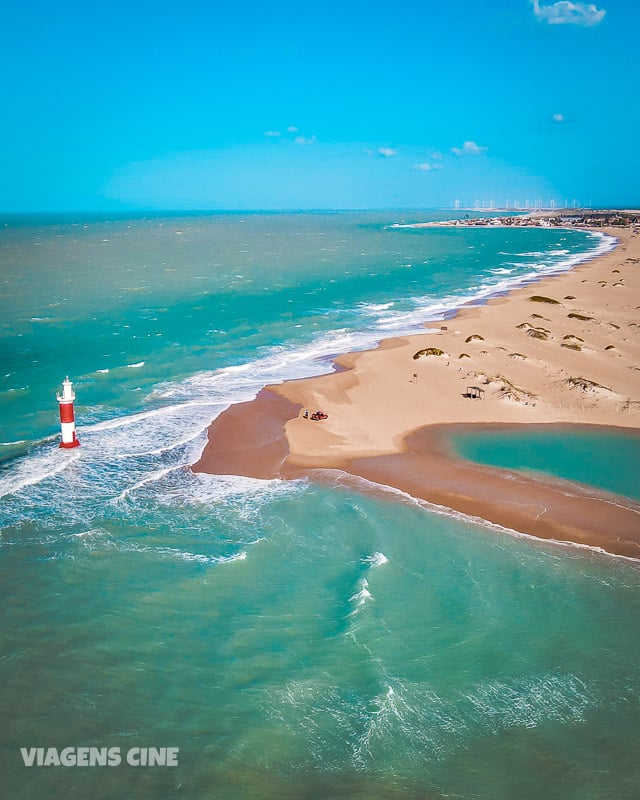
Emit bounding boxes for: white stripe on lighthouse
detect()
[60,421,76,444]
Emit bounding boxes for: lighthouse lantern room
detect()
[56,376,80,448]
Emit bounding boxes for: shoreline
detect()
[192,223,640,558]
[345,423,640,560]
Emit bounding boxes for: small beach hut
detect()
[466,386,485,399]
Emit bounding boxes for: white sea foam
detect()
[127,361,145,368]
[178,471,302,507]
[114,465,184,501]
[352,683,405,767]
[85,400,218,432]
[117,427,207,458]
[114,464,300,510]
[272,671,597,770]
[0,448,81,499]
[69,528,109,539]
[89,419,210,461]
[364,551,389,567]
[155,547,247,565]
[349,578,373,615]
[70,529,247,566]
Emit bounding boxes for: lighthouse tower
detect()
[56,376,80,448]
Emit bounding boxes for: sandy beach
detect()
[193,224,640,558]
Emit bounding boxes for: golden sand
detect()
[193,226,640,557]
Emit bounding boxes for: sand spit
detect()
[193,225,640,557]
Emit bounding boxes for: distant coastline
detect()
[391,208,640,230]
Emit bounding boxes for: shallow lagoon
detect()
[451,426,640,501]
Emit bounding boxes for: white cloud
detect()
[377,147,398,158]
[552,112,565,123]
[530,1,606,26]
[451,140,487,156]
[264,130,281,138]
[414,162,442,171]
[294,135,317,145]
[286,126,299,133]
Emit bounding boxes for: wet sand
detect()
[347,424,640,560]
[192,389,300,479]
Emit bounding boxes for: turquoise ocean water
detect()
[1,212,639,799]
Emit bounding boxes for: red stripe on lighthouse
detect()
[59,403,75,424]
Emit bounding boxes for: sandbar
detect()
[193,222,640,558]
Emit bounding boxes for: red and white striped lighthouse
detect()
[56,376,80,449]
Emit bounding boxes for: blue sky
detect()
[1,0,637,211]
